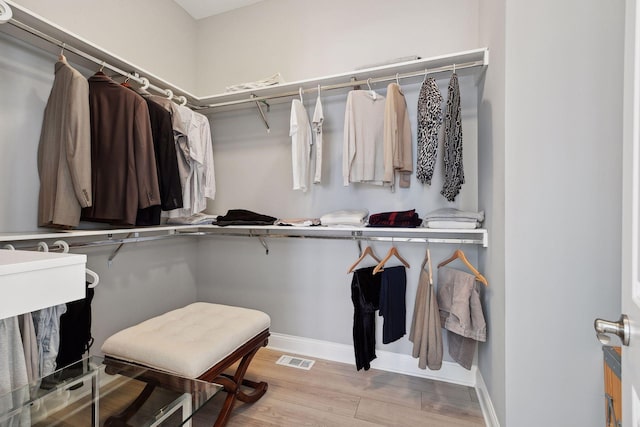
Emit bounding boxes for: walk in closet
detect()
[0,1,627,426]
[0,0,492,417]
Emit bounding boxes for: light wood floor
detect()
[193,348,485,427]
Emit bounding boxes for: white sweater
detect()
[343,90,389,186]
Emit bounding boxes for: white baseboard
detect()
[267,332,476,386]
[475,370,500,427]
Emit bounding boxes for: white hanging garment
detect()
[290,99,312,192]
[312,89,324,184]
[343,90,387,186]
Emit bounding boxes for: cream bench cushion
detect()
[101,302,271,378]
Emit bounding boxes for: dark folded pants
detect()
[379,266,406,344]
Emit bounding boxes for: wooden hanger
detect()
[347,246,382,273]
[437,249,488,286]
[423,247,433,286]
[373,246,410,275]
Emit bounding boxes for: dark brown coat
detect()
[82,72,160,225]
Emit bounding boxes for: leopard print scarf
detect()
[441,73,464,202]
[416,77,443,185]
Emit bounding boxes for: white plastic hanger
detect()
[53,240,69,253]
[86,268,100,288]
[395,73,403,93]
[366,78,377,100]
[299,87,304,102]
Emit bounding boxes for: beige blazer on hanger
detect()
[38,57,92,228]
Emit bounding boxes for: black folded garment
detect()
[367,209,422,228]
[216,209,277,226]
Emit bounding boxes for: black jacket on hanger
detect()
[136,95,183,225]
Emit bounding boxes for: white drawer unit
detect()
[0,250,86,320]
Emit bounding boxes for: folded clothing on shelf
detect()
[367,209,422,228]
[423,208,484,229]
[275,218,321,227]
[225,73,284,92]
[424,220,480,229]
[320,209,369,226]
[166,213,219,225]
[216,209,277,226]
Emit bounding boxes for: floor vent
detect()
[276,355,315,370]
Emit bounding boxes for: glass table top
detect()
[0,356,221,426]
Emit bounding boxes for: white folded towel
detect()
[320,209,369,226]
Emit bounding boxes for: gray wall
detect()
[195,0,480,94]
[503,1,624,425]
[12,0,198,93]
[478,0,625,425]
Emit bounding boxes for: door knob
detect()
[594,314,630,346]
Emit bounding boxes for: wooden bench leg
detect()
[104,383,156,427]
[211,343,268,426]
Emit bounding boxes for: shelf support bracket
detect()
[108,232,136,267]
[258,236,269,255]
[251,94,270,133]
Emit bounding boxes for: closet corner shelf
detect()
[0,225,488,249]
[196,47,489,111]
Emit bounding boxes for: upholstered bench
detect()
[101,302,271,427]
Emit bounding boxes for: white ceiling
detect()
[173,0,265,20]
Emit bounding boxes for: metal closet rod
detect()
[3,232,483,253]
[4,234,182,252]
[7,18,189,107]
[200,59,484,109]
